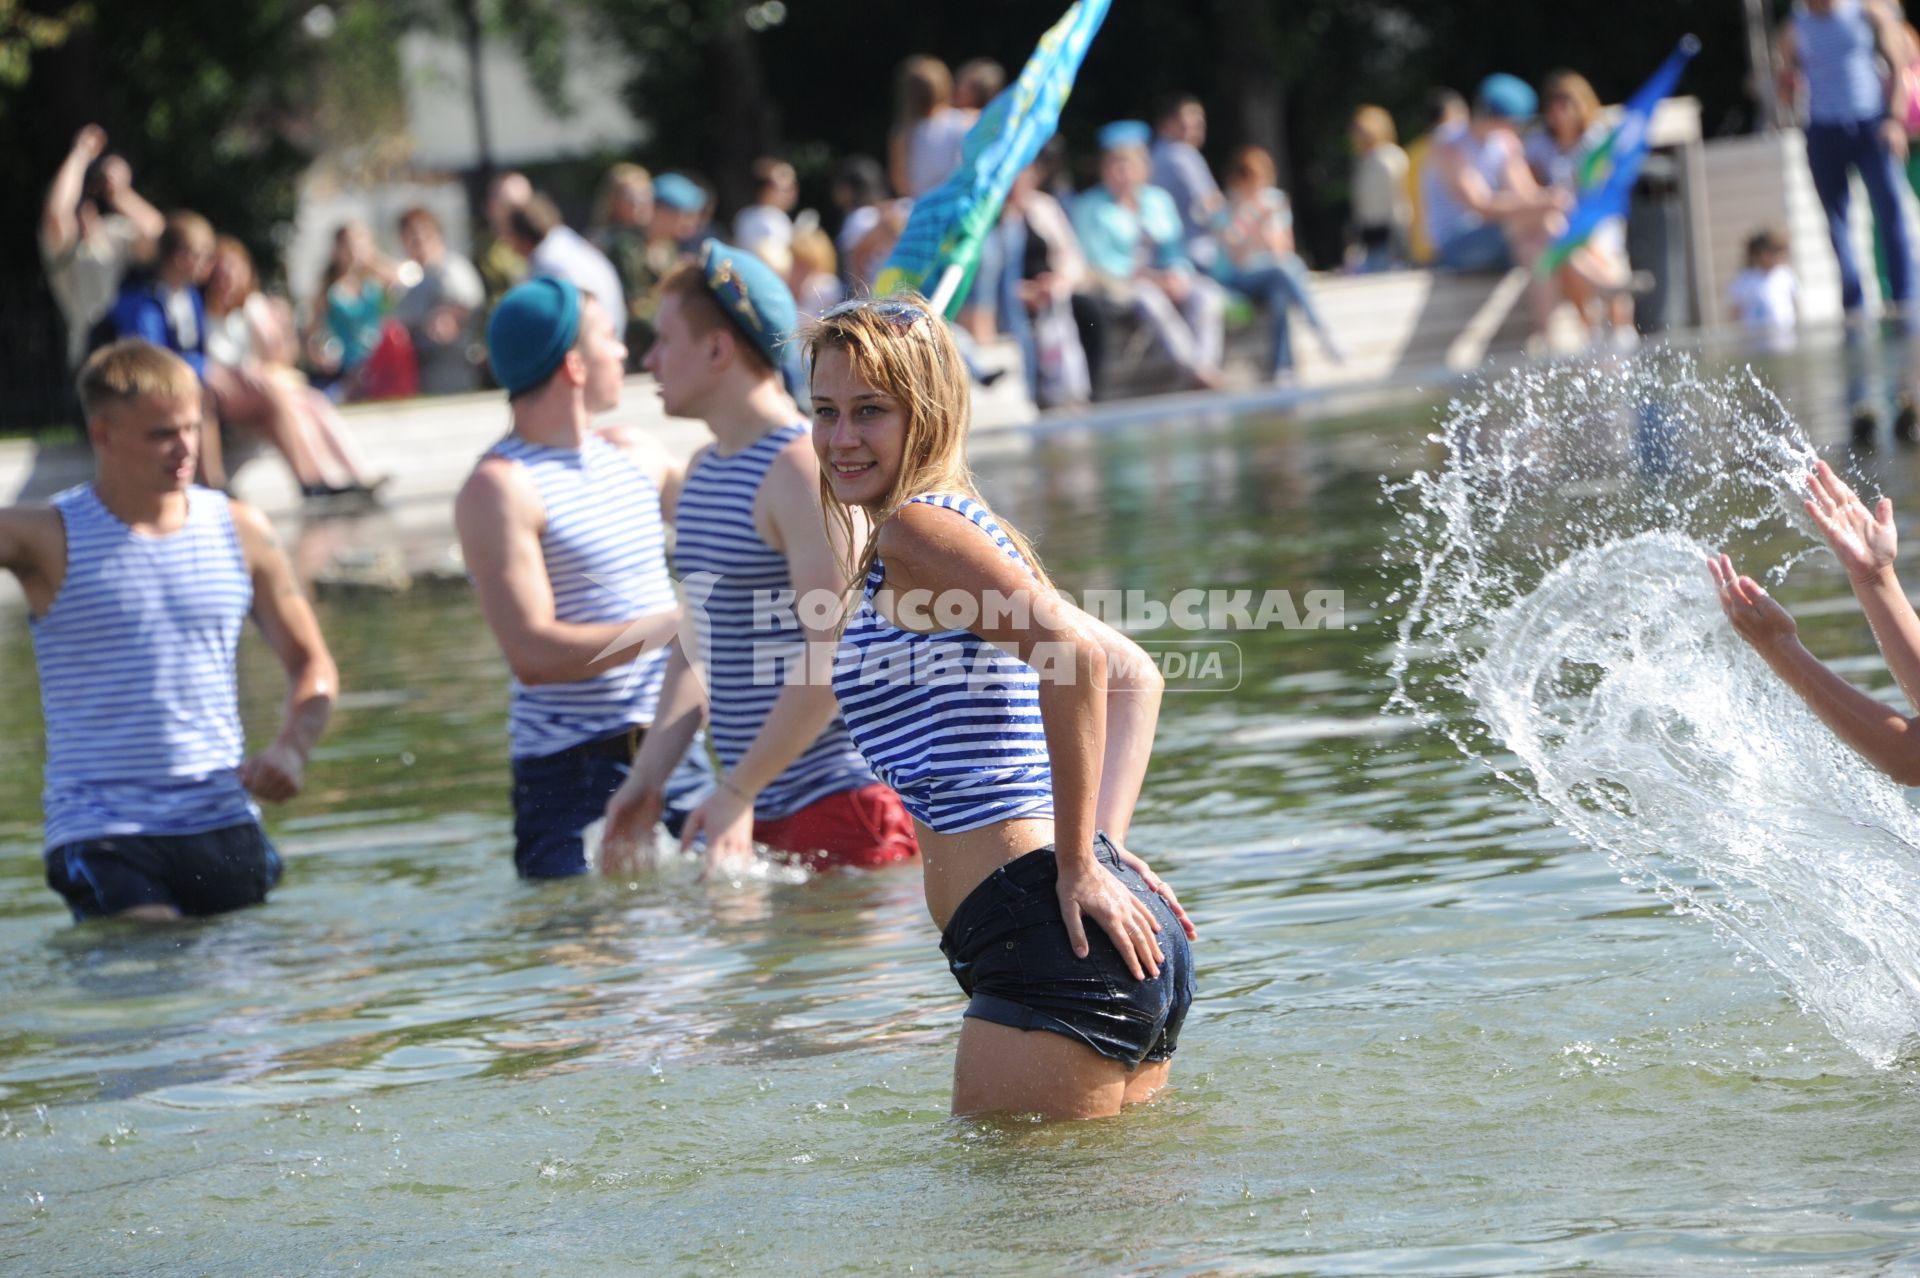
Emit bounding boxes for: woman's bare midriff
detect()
[919,815,1057,931]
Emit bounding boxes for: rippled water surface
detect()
[6,342,1920,1275]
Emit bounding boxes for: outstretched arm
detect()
[1804,460,1920,713]
[231,501,337,800]
[675,444,854,872]
[1710,553,1920,785]
[601,641,709,873]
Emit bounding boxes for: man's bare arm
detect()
[455,458,679,686]
[41,126,103,260]
[231,500,336,801]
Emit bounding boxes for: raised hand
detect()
[1708,553,1799,652]
[1805,459,1897,582]
[72,124,106,160]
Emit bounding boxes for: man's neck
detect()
[704,378,799,455]
[510,391,590,450]
[93,472,188,533]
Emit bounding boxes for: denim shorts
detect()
[939,834,1195,1068]
[44,822,283,921]
[510,731,704,879]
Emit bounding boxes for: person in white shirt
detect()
[39,124,164,371]
[506,194,628,343]
[1727,226,1799,350]
[733,157,799,259]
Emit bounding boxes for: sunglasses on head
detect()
[819,296,929,329]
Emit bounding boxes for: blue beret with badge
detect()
[698,238,796,371]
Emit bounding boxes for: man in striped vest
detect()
[601,241,918,875]
[0,340,337,921]
[456,277,705,878]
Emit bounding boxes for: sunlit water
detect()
[4,340,1920,1274]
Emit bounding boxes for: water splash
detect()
[1388,351,1920,1066]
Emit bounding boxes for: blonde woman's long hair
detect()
[797,293,1052,620]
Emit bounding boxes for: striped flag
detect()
[1537,34,1700,277]
[874,0,1112,315]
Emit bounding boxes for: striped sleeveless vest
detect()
[832,493,1054,833]
[31,484,258,849]
[485,433,676,758]
[1796,0,1886,125]
[673,422,876,819]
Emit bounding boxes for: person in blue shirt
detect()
[105,211,214,379]
[1072,120,1225,390]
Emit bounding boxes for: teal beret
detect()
[698,239,796,370]
[487,276,582,395]
[1099,119,1152,151]
[653,173,705,211]
[1476,73,1538,121]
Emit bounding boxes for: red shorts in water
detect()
[752,784,919,870]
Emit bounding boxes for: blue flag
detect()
[1538,34,1700,276]
[876,0,1112,315]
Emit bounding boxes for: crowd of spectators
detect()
[37,58,1674,486]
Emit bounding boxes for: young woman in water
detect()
[804,294,1197,1120]
[1712,459,1920,782]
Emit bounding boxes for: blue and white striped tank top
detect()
[832,493,1054,833]
[673,422,876,819]
[486,433,676,759]
[31,484,258,849]
[1796,1,1886,124]
[1421,121,1505,250]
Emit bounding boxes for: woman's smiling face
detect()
[811,345,907,509]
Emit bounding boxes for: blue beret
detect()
[487,276,582,396]
[653,173,705,211]
[1476,73,1538,121]
[1098,119,1152,151]
[698,239,796,371]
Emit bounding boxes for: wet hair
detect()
[1351,104,1398,149]
[799,294,1050,608]
[657,262,775,376]
[78,340,200,419]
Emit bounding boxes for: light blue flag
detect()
[1538,34,1700,276]
[876,0,1112,315]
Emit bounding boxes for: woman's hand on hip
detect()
[1057,854,1164,981]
